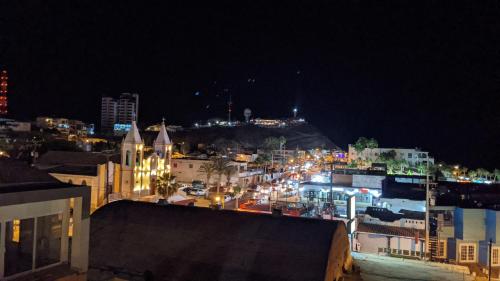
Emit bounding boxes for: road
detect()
[352,253,474,281]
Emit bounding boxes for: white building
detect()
[348,145,434,166]
[171,158,264,187]
[355,222,425,258]
[0,159,90,279]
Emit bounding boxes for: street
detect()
[352,253,473,281]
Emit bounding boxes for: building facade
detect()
[171,157,264,187]
[100,93,139,134]
[118,119,172,199]
[0,160,90,279]
[348,145,434,166]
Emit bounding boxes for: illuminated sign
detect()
[347,195,355,220]
[114,123,132,132]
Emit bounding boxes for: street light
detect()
[293,107,298,118]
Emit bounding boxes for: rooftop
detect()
[37,151,120,166]
[90,200,349,281]
[357,222,425,238]
[0,158,76,194]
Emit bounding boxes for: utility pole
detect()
[330,161,334,220]
[489,239,492,281]
[425,160,430,260]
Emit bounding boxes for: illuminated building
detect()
[348,145,435,167]
[101,93,139,133]
[120,119,172,199]
[0,70,8,115]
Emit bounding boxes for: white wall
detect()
[352,175,384,189]
[357,232,423,257]
[49,173,103,212]
[348,145,434,165]
[379,198,426,212]
[463,209,485,241]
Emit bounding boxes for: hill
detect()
[144,124,338,150]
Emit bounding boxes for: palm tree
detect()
[198,162,216,188]
[156,173,179,202]
[468,170,478,180]
[494,169,500,183]
[224,165,237,187]
[233,185,242,209]
[212,157,231,195]
[460,167,468,178]
[416,163,427,175]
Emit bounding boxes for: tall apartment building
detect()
[100,93,139,133]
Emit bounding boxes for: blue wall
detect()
[485,210,497,243]
[479,240,489,266]
[454,208,464,239]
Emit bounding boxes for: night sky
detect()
[1,1,499,169]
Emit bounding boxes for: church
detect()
[119,119,173,199]
[36,119,173,212]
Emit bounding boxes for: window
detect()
[5,218,35,276]
[189,164,193,169]
[173,163,177,168]
[492,247,499,266]
[460,244,476,262]
[126,150,131,166]
[408,153,412,158]
[437,240,446,257]
[36,214,62,268]
[136,151,141,165]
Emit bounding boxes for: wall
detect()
[357,232,422,257]
[357,233,388,254]
[50,173,101,212]
[352,175,384,189]
[457,209,485,241]
[171,158,255,186]
[485,210,499,243]
[380,198,425,212]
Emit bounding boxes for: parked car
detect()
[183,186,207,196]
[192,180,205,189]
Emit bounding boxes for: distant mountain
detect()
[152,124,338,150]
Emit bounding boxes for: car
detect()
[192,180,205,189]
[183,187,207,196]
[191,188,207,196]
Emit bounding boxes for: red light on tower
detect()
[0,70,8,115]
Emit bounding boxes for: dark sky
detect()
[1,1,499,169]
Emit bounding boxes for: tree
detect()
[494,169,500,182]
[156,173,179,201]
[233,185,242,209]
[416,163,427,175]
[212,157,231,195]
[224,165,237,187]
[378,150,397,162]
[468,170,478,180]
[198,162,216,188]
[366,138,378,149]
[353,137,369,154]
[460,167,468,177]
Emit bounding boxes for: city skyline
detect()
[1,1,499,170]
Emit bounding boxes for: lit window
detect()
[12,219,20,242]
[460,244,476,262]
[492,248,499,265]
